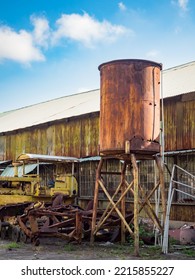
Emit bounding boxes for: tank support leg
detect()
[90,157,135,245]
[121,161,127,244]
[131,154,140,257]
[90,158,103,245]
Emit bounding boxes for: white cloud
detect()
[0,12,131,64]
[171,0,189,12]
[52,12,130,47]
[118,2,127,11]
[31,15,50,48]
[0,26,45,64]
[178,0,188,11]
[146,50,160,58]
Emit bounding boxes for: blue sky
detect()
[0,0,195,112]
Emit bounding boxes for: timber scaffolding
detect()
[90,154,166,256]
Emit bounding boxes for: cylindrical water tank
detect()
[98,59,162,157]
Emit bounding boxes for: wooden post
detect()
[90,158,103,245]
[76,211,82,244]
[121,161,127,243]
[131,154,139,257]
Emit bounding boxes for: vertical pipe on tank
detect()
[152,67,156,141]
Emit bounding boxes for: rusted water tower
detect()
[91,59,166,256]
[98,59,162,157]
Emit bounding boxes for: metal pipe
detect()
[172,164,195,178]
[157,149,195,156]
[160,67,165,163]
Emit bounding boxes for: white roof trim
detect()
[17,153,79,163]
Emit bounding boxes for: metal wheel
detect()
[7,225,13,240]
[0,226,7,239]
[20,230,28,243]
[11,226,20,242]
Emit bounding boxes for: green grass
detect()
[5,242,22,250]
[181,248,195,257]
[63,243,77,252]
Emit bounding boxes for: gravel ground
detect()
[0,238,195,260]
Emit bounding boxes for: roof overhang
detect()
[16,153,79,163]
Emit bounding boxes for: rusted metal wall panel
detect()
[164,100,177,151]
[80,117,99,157]
[164,93,195,151]
[170,204,195,222]
[0,113,99,160]
[0,136,6,160]
[183,100,195,149]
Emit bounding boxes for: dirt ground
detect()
[0,238,195,260]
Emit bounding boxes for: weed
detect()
[6,242,21,250]
[64,243,76,252]
[182,248,195,257]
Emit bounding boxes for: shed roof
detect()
[1,163,38,177]
[1,61,195,134]
[0,89,100,134]
[163,61,195,98]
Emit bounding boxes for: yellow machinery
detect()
[0,153,79,205]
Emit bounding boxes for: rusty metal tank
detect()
[98,59,162,157]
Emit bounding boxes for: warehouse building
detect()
[0,61,195,221]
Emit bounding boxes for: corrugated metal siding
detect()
[0,113,99,161]
[164,92,195,151]
[164,99,177,151]
[0,136,6,160]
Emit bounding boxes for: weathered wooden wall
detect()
[0,113,99,161]
[164,92,195,151]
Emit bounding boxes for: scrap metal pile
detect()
[0,194,134,245]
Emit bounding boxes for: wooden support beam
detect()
[98,179,134,238]
[75,211,82,244]
[131,154,139,257]
[96,181,123,228]
[94,181,134,235]
[121,162,127,243]
[90,158,103,245]
[139,185,162,232]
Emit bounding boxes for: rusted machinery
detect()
[0,194,134,245]
[0,153,78,205]
[0,153,79,241]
